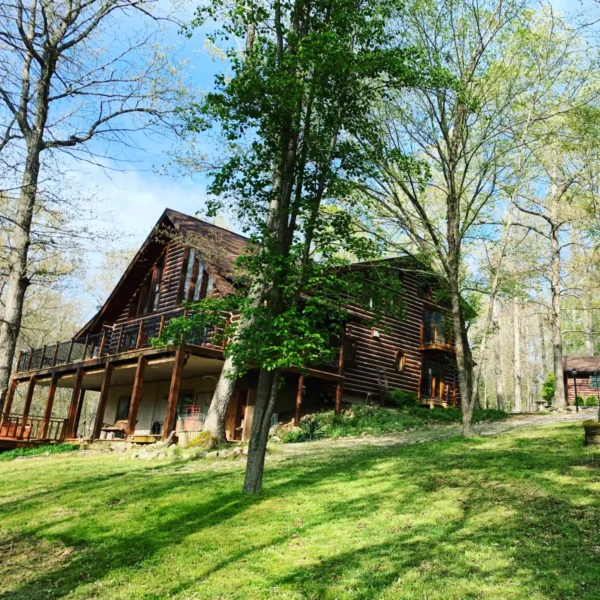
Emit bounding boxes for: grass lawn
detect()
[1,422,600,599]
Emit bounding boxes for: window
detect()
[116,396,131,422]
[182,248,213,303]
[423,310,447,345]
[420,360,443,399]
[394,350,406,372]
[130,256,165,317]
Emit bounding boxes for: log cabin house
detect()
[563,356,600,405]
[0,209,459,449]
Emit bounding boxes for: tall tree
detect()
[173,0,433,492]
[0,0,178,416]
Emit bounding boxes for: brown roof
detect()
[563,356,600,374]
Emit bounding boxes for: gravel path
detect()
[275,409,595,459]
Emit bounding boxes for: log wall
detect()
[343,270,458,404]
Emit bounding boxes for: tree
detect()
[173,0,434,492]
[0,0,179,417]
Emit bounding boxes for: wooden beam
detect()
[294,375,304,426]
[335,381,343,415]
[19,377,37,438]
[41,372,59,439]
[162,348,185,440]
[2,379,18,420]
[241,389,256,442]
[72,389,86,438]
[65,368,84,438]
[126,356,147,437]
[92,363,114,440]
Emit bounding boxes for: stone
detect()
[206,451,220,459]
[242,446,249,455]
[270,436,282,443]
[231,447,243,457]
[182,452,191,460]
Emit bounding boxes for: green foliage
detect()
[279,405,508,443]
[585,395,598,407]
[387,389,420,408]
[0,443,79,461]
[541,373,555,405]
[175,0,450,380]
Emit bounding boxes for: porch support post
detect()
[41,372,59,439]
[92,362,114,440]
[21,376,37,421]
[19,376,37,438]
[2,379,18,421]
[335,330,345,415]
[66,368,84,439]
[126,356,147,437]
[162,347,185,440]
[72,390,86,438]
[294,375,304,426]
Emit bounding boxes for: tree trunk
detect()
[550,227,566,408]
[583,298,594,356]
[0,141,40,416]
[493,302,505,411]
[538,310,549,376]
[513,297,522,413]
[243,367,281,494]
[202,354,238,444]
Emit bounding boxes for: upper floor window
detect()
[422,310,447,345]
[182,248,213,303]
[130,255,165,317]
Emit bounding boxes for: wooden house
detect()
[0,209,459,449]
[563,356,600,405]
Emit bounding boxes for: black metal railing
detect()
[15,308,223,373]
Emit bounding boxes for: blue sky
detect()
[68,0,587,309]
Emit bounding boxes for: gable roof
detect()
[76,209,248,338]
[563,356,600,374]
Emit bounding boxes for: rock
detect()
[270,436,282,443]
[231,447,243,457]
[242,446,249,455]
[182,452,191,460]
[206,451,219,459]
[269,425,279,436]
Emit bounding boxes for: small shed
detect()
[563,356,600,405]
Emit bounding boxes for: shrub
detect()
[280,405,508,443]
[541,373,555,405]
[576,396,585,406]
[585,395,599,407]
[387,389,420,408]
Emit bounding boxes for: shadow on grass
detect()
[1,423,600,599]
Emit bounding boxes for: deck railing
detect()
[0,414,67,442]
[16,309,220,373]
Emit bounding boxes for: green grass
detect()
[281,405,508,442]
[1,422,600,599]
[0,443,80,462]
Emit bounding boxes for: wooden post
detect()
[135,321,144,349]
[52,342,60,366]
[2,379,18,420]
[335,330,346,415]
[65,368,84,438]
[158,315,165,337]
[162,348,185,440]
[16,351,23,372]
[92,363,114,440]
[26,348,34,371]
[99,330,107,356]
[41,372,59,439]
[19,377,37,438]
[72,389,86,439]
[82,335,90,361]
[40,345,47,369]
[126,356,147,437]
[241,389,256,442]
[66,339,75,363]
[294,375,304,426]
[117,327,124,353]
